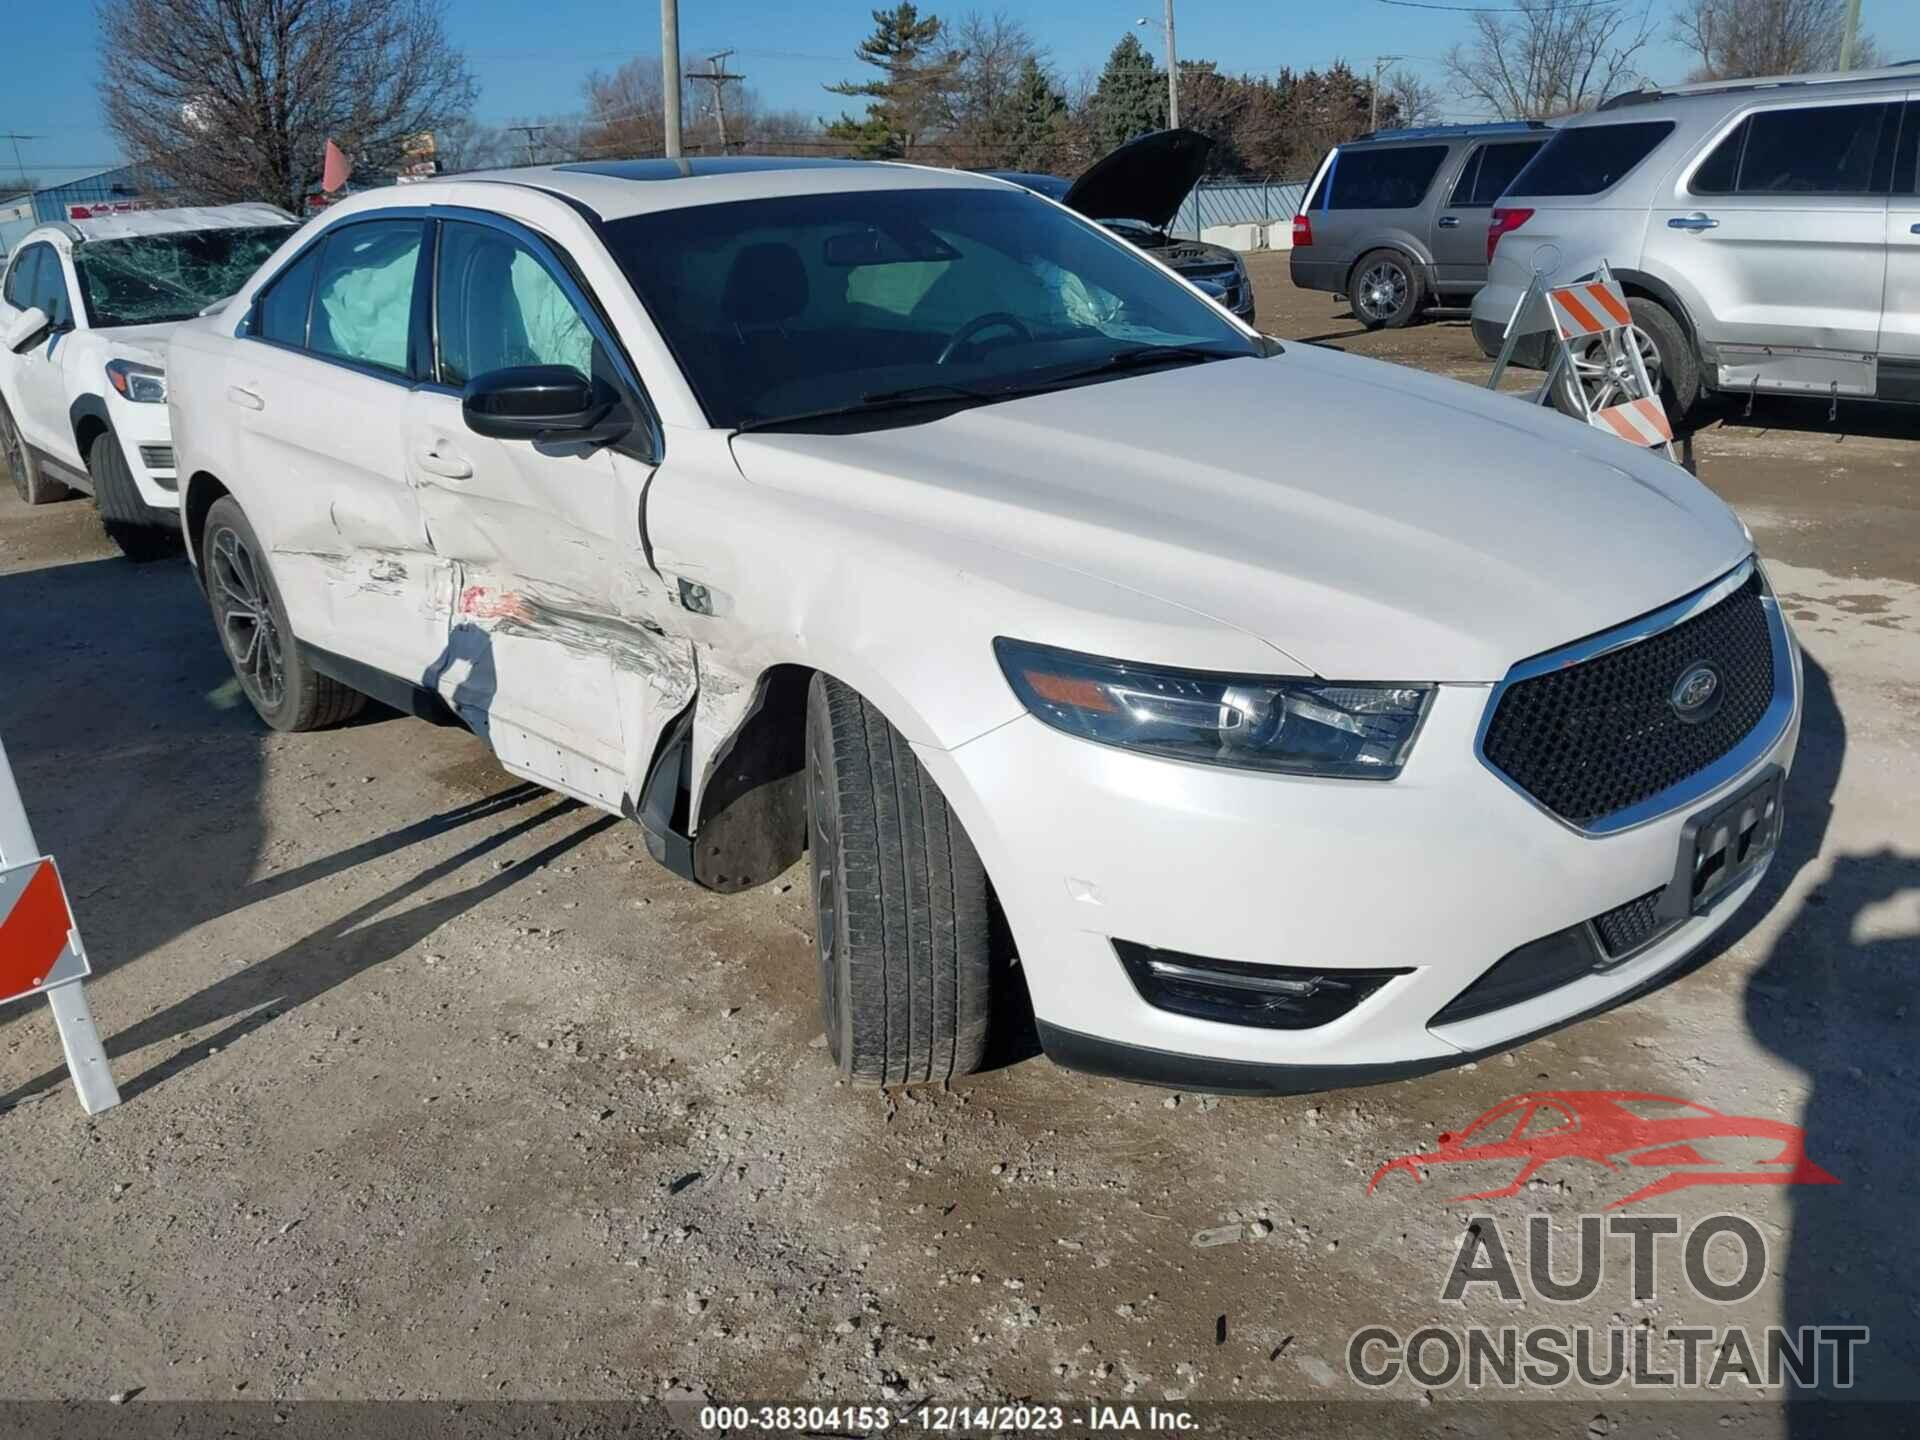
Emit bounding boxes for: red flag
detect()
[322,139,353,193]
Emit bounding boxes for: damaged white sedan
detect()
[166,158,1800,1095]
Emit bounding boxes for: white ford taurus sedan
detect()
[164,156,1801,1094]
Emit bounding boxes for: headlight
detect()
[994,639,1433,779]
[105,359,167,404]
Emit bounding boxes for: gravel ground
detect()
[1,261,1915,1426]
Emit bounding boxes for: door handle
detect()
[226,385,264,411]
[413,447,473,481]
[1668,213,1719,231]
[1436,215,1460,229]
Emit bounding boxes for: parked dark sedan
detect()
[983,129,1255,324]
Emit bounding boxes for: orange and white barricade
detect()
[1486,260,1677,463]
[0,734,120,1114]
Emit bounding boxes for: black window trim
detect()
[1686,98,1903,200]
[239,202,663,464]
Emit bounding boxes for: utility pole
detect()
[1,133,39,194]
[1136,4,1180,129]
[507,124,548,165]
[688,51,745,153]
[1838,0,1863,71]
[1369,56,1403,133]
[661,0,683,158]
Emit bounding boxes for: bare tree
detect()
[1443,0,1654,118]
[100,0,476,211]
[434,116,513,174]
[1385,69,1446,128]
[578,56,672,158]
[1673,0,1877,80]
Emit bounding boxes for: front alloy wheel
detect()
[208,522,288,714]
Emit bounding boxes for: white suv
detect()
[0,206,291,557]
[165,160,1800,1094]
[1472,65,1919,423]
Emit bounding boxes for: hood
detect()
[90,321,185,368]
[729,346,1751,683]
[1064,128,1212,232]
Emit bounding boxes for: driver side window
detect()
[435,221,597,388]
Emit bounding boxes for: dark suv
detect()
[1290,122,1551,328]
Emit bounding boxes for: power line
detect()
[1370,0,1630,10]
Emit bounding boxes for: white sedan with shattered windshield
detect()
[0,205,292,557]
[164,157,1800,1094]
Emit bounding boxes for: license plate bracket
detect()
[1655,765,1784,928]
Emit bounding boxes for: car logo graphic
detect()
[1670,664,1720,719]
[1367,1091,1840,1210]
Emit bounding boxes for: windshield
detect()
[75,226,292,328]
[599,187,1259,430]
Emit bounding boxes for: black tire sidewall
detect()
[87,431,180,561]
[203,496,311,731]
[805,675,856,1073]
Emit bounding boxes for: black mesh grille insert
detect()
[1483,573,1774,826]
[1593,887,1666,958]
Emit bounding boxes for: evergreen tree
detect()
[1090,33,1166,153]
[1005,57,1067,171]
[825,4,961,157]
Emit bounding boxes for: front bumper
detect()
[106,391,181,510]
[919,594,1802,1093]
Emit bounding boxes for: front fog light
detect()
[995,638,1433,778]
[1116,940,1409,1029]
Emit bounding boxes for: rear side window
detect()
[1692,102,1897,196]
[1507,122,1674,197]
[1313,145,1449,211]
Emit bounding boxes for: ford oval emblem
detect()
[1671,664,1720,719]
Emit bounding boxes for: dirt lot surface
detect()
[2,260,1916,1429]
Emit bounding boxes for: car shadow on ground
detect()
[0,554,605,1111]
[1728,657,1920,1406]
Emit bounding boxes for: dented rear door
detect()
[410,218,691,813]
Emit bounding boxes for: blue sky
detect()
[11,0,1920,189]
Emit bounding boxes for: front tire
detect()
[88,431,181,562]
[1350,249,1424,330]
[806,673,992,1085]
[1,397,72,505]
[201,496,366,732]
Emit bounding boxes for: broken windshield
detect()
[74,226,293,328]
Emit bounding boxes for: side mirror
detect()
[4,306,52,354]
[462,365,630,446]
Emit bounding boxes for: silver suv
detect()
[1290,122,1551,329]
[1472,64,1920,422]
